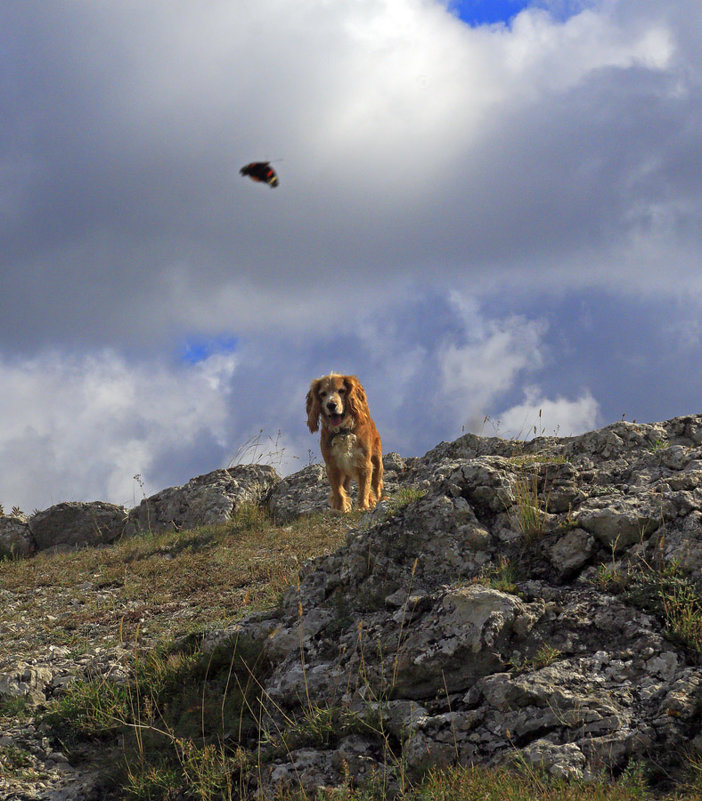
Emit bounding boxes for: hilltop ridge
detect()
[3,414,702,798]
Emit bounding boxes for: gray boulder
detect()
[29,502,127,552]
[546,527,596,578]
[0,513,33,558]
[125,464,279,535]
[267,464,329,522]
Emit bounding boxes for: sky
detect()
[2,0,702,512]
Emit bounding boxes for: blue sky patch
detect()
[180,335,239,365]
[451,0,532,26]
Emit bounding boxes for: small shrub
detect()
[477,556,521,595]
[647,438,667,453]
[590,560,629,594]
[530,644,562,670]
[509,644,562,674]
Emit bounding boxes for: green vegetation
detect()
[508,454,569,467]
[477,556,522,595]
[370,486,428,525]
[508,644,563,674]
[386,486,427,512]
[256,760,702,801]
[624,563,702,655]
[43,634,268,798]
[591,554,702,657]
[316,762,660,801]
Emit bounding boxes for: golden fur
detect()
[306,373,384,513]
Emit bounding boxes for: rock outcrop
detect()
[29,502,127,553]
[267,453,408,522]
[124,464,279,535]
[1,503,127,556]
[204,415,702,791]
[1,465,282,555]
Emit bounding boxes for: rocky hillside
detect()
[3,415,702,799]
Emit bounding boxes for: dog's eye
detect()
[338,388,346,395]
[319,391,327,398]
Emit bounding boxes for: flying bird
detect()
[239,161,279,188]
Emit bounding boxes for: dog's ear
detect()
[345,375,369,425]
[306,379,322,432]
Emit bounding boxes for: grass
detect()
[42,634,269,798]
[508,643,563,674]
[370,487,428,526]
[476,556,522,595]
[0,502,365,799]
[0,504,349,662]
[512,469,551,543]
[275,762,702,801]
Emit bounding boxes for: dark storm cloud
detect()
[2,0,701,354]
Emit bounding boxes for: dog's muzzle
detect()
[326,406,344,427]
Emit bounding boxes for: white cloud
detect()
[493,385,601,438]
[439,295,548,429]
[502,6,674,91]
[0,350,237,512]
[434,293,603,441]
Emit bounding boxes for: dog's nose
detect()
[326,401,338,411]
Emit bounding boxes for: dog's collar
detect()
[328,426,353,444]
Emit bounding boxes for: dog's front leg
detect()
[327,465,351,512]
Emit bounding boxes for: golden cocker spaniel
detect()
[306,373,384,513]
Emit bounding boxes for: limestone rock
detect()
[576,496,660,548]
[267,463,329,522]
[518,740,588,779]
[29,502,127,552]
[0,513,33,557]
[546,528,596,578]
[0,662,54,704]
[389,586,541,697]
[268,453,409,522]
[125,464,279,534]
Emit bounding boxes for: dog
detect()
[306,373,384,512]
